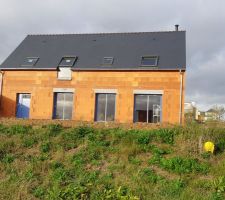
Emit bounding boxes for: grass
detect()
[0,122,225,199]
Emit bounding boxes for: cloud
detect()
[0,0,225,111]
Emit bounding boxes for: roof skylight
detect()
[59,56,77,67]
[21,57,39,66]
[102,57,114,65]
[141,56,158,67]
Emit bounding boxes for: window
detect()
[16,93,31,119]
[58,67,72,80]
[141,56,158,66]
[102,57,114,65]
[21,57,39,66]
[53,92,73,120]
[134,94,162,123]
[59,57,76,67]
[95,93,116,122]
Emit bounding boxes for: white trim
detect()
[94,89,118,94]
[53,88,75,93]
[133,90,163,95]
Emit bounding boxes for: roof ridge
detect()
[27,30,186,36]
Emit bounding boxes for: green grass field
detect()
[0,122,225,200]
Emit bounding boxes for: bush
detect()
[7,125,32,135]
[22,136,38,148]
[2,154,15,164]
[156,128,176,145]
[46,124,63,137]
[139,168,163,184]
[216,138,225,153]
[159,178,185,197]
[159,157,209,174]
[137,133,151,145]
[0,141,15,160]
[40,142,51,153]
[75,126,95,138]
[32,186,45,198]
[50,161,64,170]
[61,130,79,150]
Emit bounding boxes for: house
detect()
[0,26,186,124]
[204,109,218,121]
[184,102,198,120]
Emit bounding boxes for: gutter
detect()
[179,69,183,124]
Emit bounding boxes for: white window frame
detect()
[133,90,163,123]
[94,92,116,122]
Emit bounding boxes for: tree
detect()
[209,105,225,121]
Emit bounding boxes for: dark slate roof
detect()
[0,31,186,71]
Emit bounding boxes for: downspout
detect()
[179,69,183,125]
[0,71,4,109]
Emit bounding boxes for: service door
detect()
[16,93,31,118]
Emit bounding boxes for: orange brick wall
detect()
[0,70,185,124]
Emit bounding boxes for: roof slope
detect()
[0,31,186,70]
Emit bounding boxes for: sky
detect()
[0,0,225,111]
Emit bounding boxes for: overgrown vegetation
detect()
[0,123,225,199]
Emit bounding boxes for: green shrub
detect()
[50,161,64,170]
[32,186,45,198]
[139,168,163,184]
[98,186,140,200]
[25,168,35,181]
[211,176,225,196]
[0,124,9,134]
[61,130,79,150]
[159,157,209,174]
[51,168,68,183]
[137,133,151,145]
[46,124,63,137]
[159,178,185,197]
[75,126,95,138]
[216,138,225,153]
[0,141,15,160]
[128,156,142,165]
[156,128,176,144]
[201,152,211,159]
[150,145,172,155]
[149,153,163,165]
[5,125,32,135]
[2,153,15,164]
[38,153,49,161]
[87,129,108,145]
[40,142,51,153]
[71,152,85,166]
[22,136,38,148]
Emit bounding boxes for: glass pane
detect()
[134,95,147,122]
[54,93,64,119]
[103,57,114,65]
[95,94,106,121]
[21,57,38,66]
[148,95,161,123]
[141,57,157,66]
[59,57,76,67]
[63,93,73,119]
[106,94,115,121]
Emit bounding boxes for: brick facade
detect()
[0,70,185,124]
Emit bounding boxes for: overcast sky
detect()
[0,0,225,111]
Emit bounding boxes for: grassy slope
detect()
[0,123,225,200]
